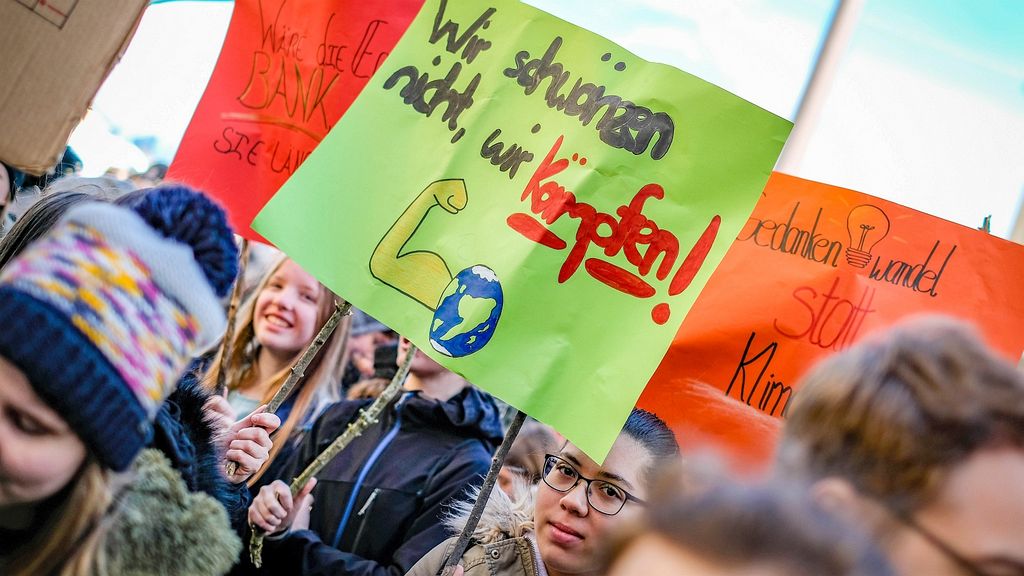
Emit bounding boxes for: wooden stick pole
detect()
[226,299,351,478]
[216,238,250,396]
[439,410,527,576]
[249,343,418,567]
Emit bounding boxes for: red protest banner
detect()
[167,0,423,240]
[639,172,1024,474]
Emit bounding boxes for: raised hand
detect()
[223,404,280,484]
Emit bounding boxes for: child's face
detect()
[534,437,651,576]
[0,356,87,509]
[253,259,323,358]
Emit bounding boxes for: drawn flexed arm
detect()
[370,179,468,309]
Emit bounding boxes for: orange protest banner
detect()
[639,171,1024,474]
[167,0,423,241]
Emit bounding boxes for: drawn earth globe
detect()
[429,265,503,358]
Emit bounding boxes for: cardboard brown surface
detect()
[0,0,148,175]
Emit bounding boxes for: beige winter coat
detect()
[406,485,544,576]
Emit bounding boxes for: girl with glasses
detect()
[407,408,679,576]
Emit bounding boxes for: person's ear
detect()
[811,477,857,509]
[811,477,888,530]
[396,336,411,364]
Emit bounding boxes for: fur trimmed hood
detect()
[407,482,545,576]
[443,482,536,545]
[104,449,242,576]
[154,371,250,532]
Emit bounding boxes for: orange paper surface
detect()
[167,0,422,240]
[639,172,1024,474]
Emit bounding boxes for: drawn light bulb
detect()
[845,204,890,268]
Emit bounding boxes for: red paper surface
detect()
[168,0,423,240]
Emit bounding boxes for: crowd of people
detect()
[0,165,1023,576]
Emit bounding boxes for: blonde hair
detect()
[203,256,351,483]
[7,460,124,576]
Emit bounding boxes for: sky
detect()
[76,0,1024,238]
[798,0,1024,238]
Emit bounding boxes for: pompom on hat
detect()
[0,185,238,471]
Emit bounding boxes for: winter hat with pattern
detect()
[0,185,238,471]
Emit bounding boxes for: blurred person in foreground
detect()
[0,187,244,574]
[0,184,279,533]
[603,470,893,576]
[776,315,1024,576]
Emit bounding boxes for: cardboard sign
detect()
[639,171,1024,472]
[0,0,147,174]
[167,0,424,240]
[253,0,790,461]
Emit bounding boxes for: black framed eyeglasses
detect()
[541,454,645,516]
[887,507,1024,576]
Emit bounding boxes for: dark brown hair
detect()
[606,473,894,576]
[0,191,95,270]
[0,178,130,270]
[620,408,680,481]
[777,315,1024,511]
[503,419,557,483]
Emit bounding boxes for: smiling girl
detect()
[202,255,351,484]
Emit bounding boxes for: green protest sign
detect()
[254,0,791,461]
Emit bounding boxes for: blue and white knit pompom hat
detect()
[0,185,238,471]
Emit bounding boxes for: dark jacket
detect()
[151,374,251,533]
[249,386,503,576]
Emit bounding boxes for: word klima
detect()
[725,331,793,417]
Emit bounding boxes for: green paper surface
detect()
[254,0,791,461]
